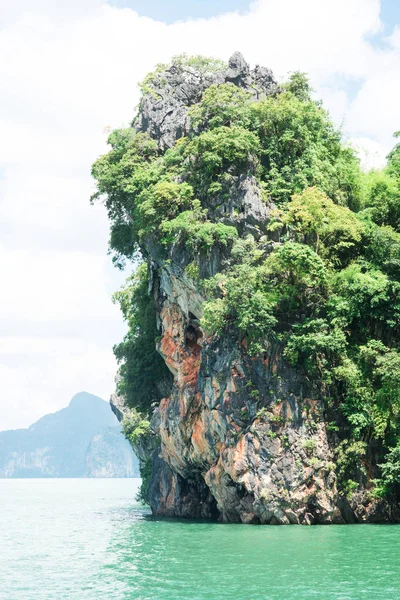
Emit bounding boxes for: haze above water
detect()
[1,479,399,599]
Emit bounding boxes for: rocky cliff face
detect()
[110,53,398,524]
[147,292,340,524]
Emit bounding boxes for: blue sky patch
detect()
[108,0,399,32]
[380,0,400,34]
[107,0,252,23]
[366,0,400,50]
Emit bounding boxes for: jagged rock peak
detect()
[134,52,278,151]
[227,51,250,75]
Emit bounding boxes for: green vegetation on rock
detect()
[121,410,155,502]
[112,264,173,413]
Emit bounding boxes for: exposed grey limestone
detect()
[134,52,278,151]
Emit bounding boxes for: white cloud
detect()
[351,137,388,171]
[0,0,399,429]
[0,248,113,321]
[0,0,104,25]
[0,341,117,430]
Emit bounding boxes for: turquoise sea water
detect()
[1,479,400,600]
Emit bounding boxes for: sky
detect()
[109,0,252,23]
[0,0,399,430]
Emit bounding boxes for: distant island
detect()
[0,392,139,478]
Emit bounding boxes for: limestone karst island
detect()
[4,0,400,597]
[92,53,400,526]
